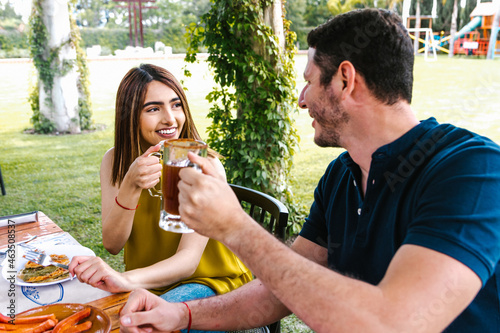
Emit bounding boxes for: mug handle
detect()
[187,161,201,171]
[148,151,162,198]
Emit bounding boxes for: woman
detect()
[70,64,252,309]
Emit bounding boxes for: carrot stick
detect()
[1,322,56,331]
[61,321,92,333]
[0,322,16,330]
[12,314,57,325]
[0,317,58,331]
[29,319,58,333]
[2,318,58,333]
[0,313,13,323]
[0,323,39,330]
[52,309,91,333]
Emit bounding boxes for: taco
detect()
[18,254,70,283]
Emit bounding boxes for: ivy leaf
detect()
[183,0,304,238]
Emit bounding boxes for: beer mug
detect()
[149,139,207,233]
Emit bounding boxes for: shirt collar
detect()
[340,117,440,165]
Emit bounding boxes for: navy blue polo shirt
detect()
[300,118,500,331]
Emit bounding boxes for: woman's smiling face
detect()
[139,80,186,150]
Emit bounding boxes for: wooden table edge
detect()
[86,292,131,333]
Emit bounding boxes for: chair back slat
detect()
[249,204,256,220]
[268,217,276,232]
[229,184,288,240]
[0,165,6,196]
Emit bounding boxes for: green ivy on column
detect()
[28,0,93,134]
[71,8,93,131]
[185,0,307,236]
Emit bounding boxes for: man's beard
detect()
[310,93,349,148]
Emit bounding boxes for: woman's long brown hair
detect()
[111,63,210,186]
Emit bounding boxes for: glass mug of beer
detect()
[149,139,207,233]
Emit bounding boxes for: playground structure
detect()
[453,2,499,56]
[407,27,439,61]
[406,2,500,59]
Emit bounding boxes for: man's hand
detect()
[120,289,186,333]
[177,153,249,241]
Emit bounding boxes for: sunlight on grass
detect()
[1,54,500,252]
[0,54,499,332]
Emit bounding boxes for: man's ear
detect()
[337,61,356,99]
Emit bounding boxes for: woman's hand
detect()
[69,256,132,293]
[123,144,163,190]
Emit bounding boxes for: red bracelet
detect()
[181,302,192,333]
[114,196,139,210]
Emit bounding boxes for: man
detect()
[119,8,500,332]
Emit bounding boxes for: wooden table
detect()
[0,211,64,246]
[1,212,180,333]
[0,211,131,332]
[86,292,131,332]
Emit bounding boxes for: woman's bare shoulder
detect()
[101,147,115,165]
[100,147,115,178]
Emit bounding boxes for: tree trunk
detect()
[263,0,287,196]
[241,0,284,119]
[414,0,421,55]
[249,1,284,62]
[243,0,289,195]
[402,0,411,28]
[264,1,285,52]
[39,0,80,134]
[487,1,500,60]
[431,0,437,18]
[448,0,458,57]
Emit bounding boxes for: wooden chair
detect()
[229,184,288,240]
[0,165,5,196]
[229,184,289,333]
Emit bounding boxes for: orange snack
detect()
[62,321,92,333]
[52,309,91,333]
[0,313,13,324]
[12,314,57,325]
[0,318,58,333]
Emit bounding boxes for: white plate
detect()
[1,244,95,287]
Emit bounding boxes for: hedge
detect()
[0,26,191,58]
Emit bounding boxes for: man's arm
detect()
[121,233,327,332]
[119,232,328,332]
[177,155,482,333]
[223,219,481,332]
[187,236,329,330]
[120,276,291,332]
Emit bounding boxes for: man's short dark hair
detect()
[307,8,414,105]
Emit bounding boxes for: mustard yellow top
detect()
[124,190,252,296]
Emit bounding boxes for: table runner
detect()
[0,232,111,315]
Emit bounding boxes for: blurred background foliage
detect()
[0,0,479,58]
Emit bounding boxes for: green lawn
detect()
[1,54,499,332]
